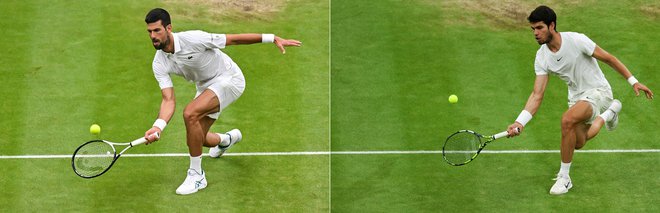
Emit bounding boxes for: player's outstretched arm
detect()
[507,75,548,137]
[592,46,654,99]
[145,87,176,144]
[226,34,301,54]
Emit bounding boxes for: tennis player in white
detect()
[141,8,301,195]
[505,6,653,195]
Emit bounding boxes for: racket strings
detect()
[443,132,482,165]
[72,141,116,177]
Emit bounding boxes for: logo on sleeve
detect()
[188,56,194,59]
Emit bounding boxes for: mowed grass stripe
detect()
[0,2,36,210]
[0,1,32,156]
[25,1,103,155]
[331,0,405,151]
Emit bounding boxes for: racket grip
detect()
[493,131,509,139]
[494,128,520,139]
[132,132,159,146]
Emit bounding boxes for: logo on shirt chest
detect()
[556,56,563,62]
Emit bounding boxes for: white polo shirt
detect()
[152,30,238,89]
[534,32,612,100]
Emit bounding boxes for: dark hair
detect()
[145,8,171,27]
[528,5,556,31]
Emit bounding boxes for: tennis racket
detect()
[71,133,158,178]
[442,129,516,166]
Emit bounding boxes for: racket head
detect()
[71,140,118,178]
[442,130,483,166]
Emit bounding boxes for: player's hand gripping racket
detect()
[71,133,159,178]
[442,128,517,166]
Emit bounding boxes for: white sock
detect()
[189,155,202,172]
[218,133,230,146]
[598,110,614,122]
[559,162,571,177]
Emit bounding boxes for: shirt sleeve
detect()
[534,50,548,75]
[185,30,227,50]
[574,33,596,56]
[153,57,173,89]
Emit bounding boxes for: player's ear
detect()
[549,22,556,33]
[165,24,172,32]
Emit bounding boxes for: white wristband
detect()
[153,119,167,131]
[627,76,639,86]
[262,34,275,43]
[515,110,533,127]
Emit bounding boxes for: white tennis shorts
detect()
[195,63,246,119]
[568,88,613,124]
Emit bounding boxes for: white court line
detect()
[1,149,659,159]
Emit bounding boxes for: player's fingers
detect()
[145,134,158,144]
[641,87,654,99]
[277,43,286,54]
[645,90,654,99]
[286,40,302,46]
[507,126,518,137]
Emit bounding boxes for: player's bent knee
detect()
[183,107,204,123]
[561,116,579,129]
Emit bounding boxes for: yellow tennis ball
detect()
[448,94,458,104]
[90,124,101,135]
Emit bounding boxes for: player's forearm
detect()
[158,98,175,122]
[157,88,176,123]
[523,75,548,115]
[226,34,268,45]
[604,56,633,79]
[523,91,543,115]
[593,46,633,79]
[514,75,547,127]
[513,92,541,127]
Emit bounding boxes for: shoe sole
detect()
[176,183,207,195]
[176,185,207,195]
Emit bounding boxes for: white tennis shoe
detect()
[605,99,622,131]
[549,174,572,195]
[175,168,207,195]
[209,129,242,158]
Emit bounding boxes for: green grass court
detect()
[1,0,659,212]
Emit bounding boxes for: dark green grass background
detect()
[331,0,659,212]
[0,0,328,212]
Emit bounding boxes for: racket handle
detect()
[493,131,509,139]
[494,127,520,139]
[131,132,159,146]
